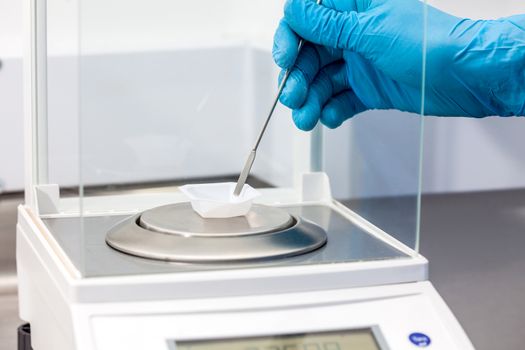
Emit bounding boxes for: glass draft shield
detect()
[28,0,431,272]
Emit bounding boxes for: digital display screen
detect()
[175,329,381,350]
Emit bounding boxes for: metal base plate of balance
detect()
[106,203,327,263]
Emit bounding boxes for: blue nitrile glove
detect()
[273,0,525,131]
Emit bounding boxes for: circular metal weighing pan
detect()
[139,203,294,237]
[106,203,327,263]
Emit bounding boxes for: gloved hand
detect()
[273,0,525,131]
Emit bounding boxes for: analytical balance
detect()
[18,0,473,349]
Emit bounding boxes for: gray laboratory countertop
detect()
[420,190,525,350]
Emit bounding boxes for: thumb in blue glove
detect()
[273,0,525,131]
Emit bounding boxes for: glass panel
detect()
[46,0,81,203]
[323,4,427,251]
[324,113,423,250]
[53,0,429,276]
[77,0,295,200]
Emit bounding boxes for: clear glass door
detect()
[321,1,428,250]
[36,0,432,276]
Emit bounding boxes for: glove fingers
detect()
[322,0,366,12]
[280,44,342,109]
[284,0,365,51]
[273,0,366,69]
[273,19,300,69]
[291,61,350,131]
[320,90,367,128]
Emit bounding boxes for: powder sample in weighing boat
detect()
[179,182,260,218]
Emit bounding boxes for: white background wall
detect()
[1,0,525,195]
[1,0,293,192]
